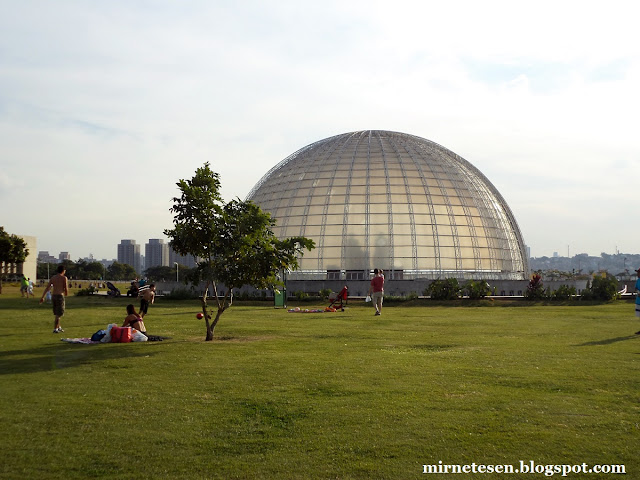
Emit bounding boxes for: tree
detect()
[107,261,137,281]
[144,265,176,282]
[581,274,620,301]
[0,227,29,294]
[164,163,315,341]
[69,260,105,280]
[37,262,56,280]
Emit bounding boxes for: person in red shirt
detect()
[368,268,385,316]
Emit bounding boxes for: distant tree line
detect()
[530,252,640,280]
[37,259,136,281]
[37,259,196,282]
[143,264,196,283]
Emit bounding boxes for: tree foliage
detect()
[144,265,175,282]
[68,260,105,280]
[107,261,137,281]
[524,273,546,300]
[164,163,315,341]
[581,274,620,301]
[551,284,577,300]
[38,260,107,280]
[0,227,29,294]
[144,265,194,282]
[463,280,492,299]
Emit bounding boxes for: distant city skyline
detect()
[36,241,640,266]
[38,237,198,271]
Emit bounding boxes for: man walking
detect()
[40,265,69,333]
[368,268,385,316]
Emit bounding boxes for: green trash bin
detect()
[274,288,286,308]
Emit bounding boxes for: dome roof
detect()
[247,130,528,280]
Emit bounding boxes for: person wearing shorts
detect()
[139,284,156,318]
[20,275,29,297]
[40,265,69,333]
[368,268,385,316]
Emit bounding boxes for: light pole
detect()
[175,262,179,283]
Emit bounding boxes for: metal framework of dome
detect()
[247,130,528,280]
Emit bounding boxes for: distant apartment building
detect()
[38,251,58,263]
[169,248,198,269]
[145,239,169,269]
[117,239,141,273]
[59,252,71,262]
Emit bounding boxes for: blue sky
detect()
[1,0,639,260]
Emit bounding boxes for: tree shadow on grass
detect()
[574,335,639,346]
[0,342,161,375]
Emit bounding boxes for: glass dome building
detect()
[247,130,528,281]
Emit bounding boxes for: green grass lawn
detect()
[1,288,638,479]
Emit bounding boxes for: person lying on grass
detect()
[122,304,147,335]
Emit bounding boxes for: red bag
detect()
[110,326,132,343]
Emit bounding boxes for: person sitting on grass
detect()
[122,304,147,335]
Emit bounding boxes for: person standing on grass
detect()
[39,265,69,333]
[634,268,640,335]
[139,284,156,319]
[368,268,385,316]
[20,275,29,297]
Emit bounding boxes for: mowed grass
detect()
[1,286,638,479]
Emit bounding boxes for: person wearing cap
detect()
[635,268,640,334]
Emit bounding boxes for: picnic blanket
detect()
[60,335,167,343]
[61,338,99,344]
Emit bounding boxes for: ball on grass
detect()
[196,313,204,319]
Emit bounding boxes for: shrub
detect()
[75,285,97,296]
[319,288,332,300]
[581,274,620,301]
[524,274,546,300]
[293,290,309,300]
[551,284,576,300]
[424,278,461,300]
[463,280,492,299]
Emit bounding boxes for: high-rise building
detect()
[117,239,141,273]
[59,252,71,262]
[169,248,198,269]
[38,251,58,263]
[145,239,169,269]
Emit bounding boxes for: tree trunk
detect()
[202,283,213,341]
[204,286,230,341]
[205,308,224,341]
